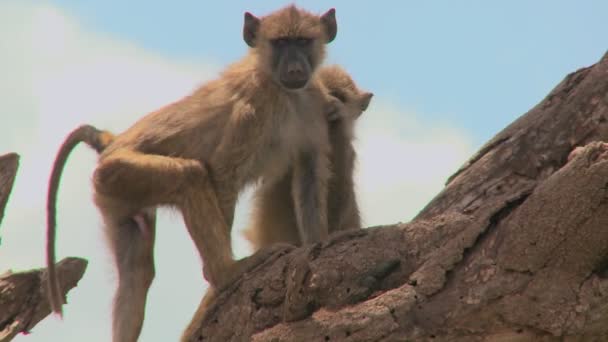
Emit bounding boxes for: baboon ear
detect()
[243,12,261,47]
[360,92,373,112]
[320,8,337,43]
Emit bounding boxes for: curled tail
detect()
[46,124,114,316]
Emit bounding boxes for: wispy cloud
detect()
[0,3,219,341]
[0,2,473,341]
[355,103,473,226]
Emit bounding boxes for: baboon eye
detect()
[329,90,346,103]
[273,38,289,47]
[295,38,312,46]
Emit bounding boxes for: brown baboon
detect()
[181,66,372,342]
[46,5,338,342]
[243,65,373,251]
[46,67,368,342]
[321,65,372,232]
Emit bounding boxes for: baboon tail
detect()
[46,124,114,316]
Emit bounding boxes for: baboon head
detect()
[243,5,337,90]
[318,65,374,122]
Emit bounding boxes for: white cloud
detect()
[0,3,219,341]
[0,2,473,342]
[355,103,474,225]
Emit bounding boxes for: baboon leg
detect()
[103,207,157,342]
[291,151,329,244]
[246,173,301,252]
[94,148,206,206]
[180,288,217,342]
[260,175,301,247]
[336,206,362,232]
[179,179,236,288]
[216,187,238,230]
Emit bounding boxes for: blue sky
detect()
[0,1,606,341]
[51,0,608,142]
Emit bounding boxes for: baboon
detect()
[46,5,338,342]
[243,65,373,251]
[47,66,370,342]
[181,66,372,342]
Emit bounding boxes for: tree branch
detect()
[185,50,608,341]
[0,153,19,227]
[0,258,88,342]
[0,152,88,341]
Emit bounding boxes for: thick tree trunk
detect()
[0,153,88,342]
[186,51,608,342]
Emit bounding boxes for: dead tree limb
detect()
[0,153,88,341]
[0,257,88,342]
[0,153,19,228]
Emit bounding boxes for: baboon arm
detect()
[182,180,280,289]
[216,190,237,230]
[291,150,329,244]
[244,174,301,252]
[334,200,361,232]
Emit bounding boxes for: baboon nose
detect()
[287,63,304,76]
[281,62,308,89]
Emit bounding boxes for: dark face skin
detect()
[270,37,315,89]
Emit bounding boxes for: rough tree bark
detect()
[0,258,87,342]
[186,51,608,342]
[0,153,88,342]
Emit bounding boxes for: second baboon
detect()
[243,65,372,251]
[46,5,338,342]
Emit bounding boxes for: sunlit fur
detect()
[179,66,371,342]
[46,5,337,342]
[243,65,373,251]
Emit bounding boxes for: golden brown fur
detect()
[182,66,372,341]
[321,65,372,232]
[46,5,338,342]
[243,65,373,251]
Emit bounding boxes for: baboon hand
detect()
[326,96,345,122]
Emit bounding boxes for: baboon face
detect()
[329,87,373,119]
[243,6,337,90]
[269,36,316,90]
[318,65,373,121]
